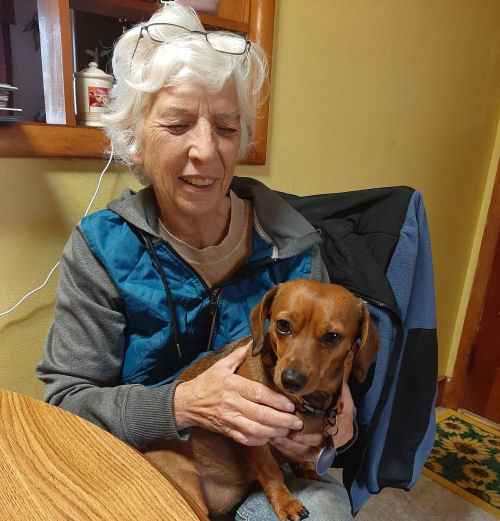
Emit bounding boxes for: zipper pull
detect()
[206,288,222,351]
[209,290,219,316]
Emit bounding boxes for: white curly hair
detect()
[101,2,268,184]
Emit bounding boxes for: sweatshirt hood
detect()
[107,185,160,238]
[231,177,322,259]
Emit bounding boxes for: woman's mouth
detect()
[181,177,216,187]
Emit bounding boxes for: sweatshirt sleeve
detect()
[36,223,188,449]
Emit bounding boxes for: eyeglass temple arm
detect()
[130,26,146,66]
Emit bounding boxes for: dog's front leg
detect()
[245,445,309,521]
[293,461,323,482]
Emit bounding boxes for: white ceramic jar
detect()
[75,62,113,127]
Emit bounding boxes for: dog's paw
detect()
[276,498,309,521]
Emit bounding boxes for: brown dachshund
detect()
[144,279,380,521]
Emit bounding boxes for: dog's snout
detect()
[281,368,307,392]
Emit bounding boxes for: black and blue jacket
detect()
[277,183,438,513]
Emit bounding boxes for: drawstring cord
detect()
[145,234,182,359]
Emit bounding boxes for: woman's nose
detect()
[188,121,218,162]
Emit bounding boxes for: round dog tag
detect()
[315,445,336,475]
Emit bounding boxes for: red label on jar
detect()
[88,86,110,112]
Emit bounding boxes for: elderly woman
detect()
[37,4,355,521]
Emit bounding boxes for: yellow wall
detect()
[1,0,499,399]
[0,159,142,398]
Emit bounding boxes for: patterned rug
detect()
[423,409,500,519]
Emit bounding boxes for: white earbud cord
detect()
[0,149,114,318]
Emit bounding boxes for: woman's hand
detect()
[271,432,324,464]
[271,382,355,465]
[173,341,304,446]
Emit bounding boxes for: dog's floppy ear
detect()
[352,303,381,382]
[249,285,280,355]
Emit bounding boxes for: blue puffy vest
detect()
[81,209,315,387]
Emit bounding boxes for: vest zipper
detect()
[148,233,278,353]
[204,255,278,351]
[206,287,222,351]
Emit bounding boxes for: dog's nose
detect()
[281,368,307,392]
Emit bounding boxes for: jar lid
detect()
[75,62,113,81]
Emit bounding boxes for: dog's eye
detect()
[275,319,292,335]
[322,332,342,346]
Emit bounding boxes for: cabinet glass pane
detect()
[2,0,45,123]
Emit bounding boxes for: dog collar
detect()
[297,402,338,421]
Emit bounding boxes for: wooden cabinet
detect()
[0,0,274,164]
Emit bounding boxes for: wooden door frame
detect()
[445,158,500,410]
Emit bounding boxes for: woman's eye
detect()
[167,124,189,134]
[217,126,238,136]
[275,319,292,335]
[322,332,342,346]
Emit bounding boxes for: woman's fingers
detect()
[173,347,302,444]
[226,373,298,418]
[214,374,302,435]
[271,432,324,462]
[215,343,250,372]
[222,415,291,446]
[271,383,356,463]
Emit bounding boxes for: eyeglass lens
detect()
[206,32,248,54]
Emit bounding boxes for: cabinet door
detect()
[218,0,250,23]
[38,0,75,124]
